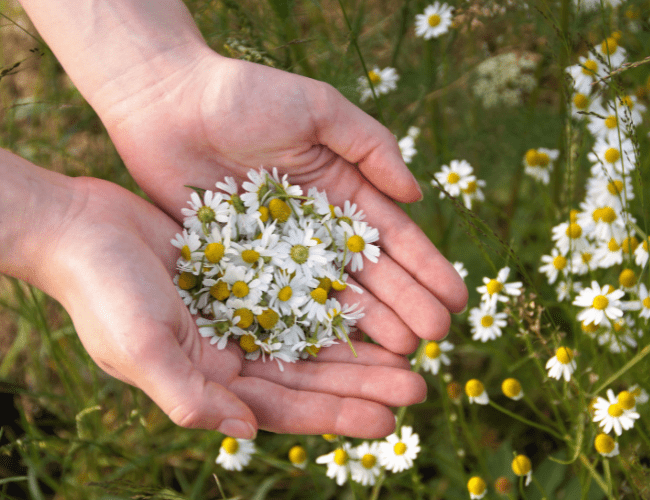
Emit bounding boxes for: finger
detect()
[229,376,397,438]
[132,326,258,439]
[309,84,422,203]
[333,277,420,354]
[240,357,426,408]
[307,341,412,370]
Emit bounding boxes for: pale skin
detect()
[6,0,468,439]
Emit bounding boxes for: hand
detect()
[99,54,468,355]
[48,175,427,438]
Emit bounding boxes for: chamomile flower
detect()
[398,134,417,164]
[616,94,645,126]
[634,237,649,267]
[593,388,640,435]
[637,283,650,320]
[546,347,577,382]
[288,445,308,469]
[413,340,454,375]
[379,426,421,473]
[502,378,524,400]
[358,67,399,103]
[453,261,469,280]
[596,36,627,69]
[414,2,454,39]
[552,220,587,255]
[523,147,559,185]
[594,433,619,457]
[181,190,229,234]
[571,246,597,275]
[570,91,593,119]
[566,55,605,95]
[216,436,256,471]
[467,476,487,499]
[316,443,353,485]
[465,379,489,405]
[593,237,624,268]
[511,455,532,487]
[556,280,583,302]
[573,281,624,326]
[586,173,633,211]
[476,266,523,307]
[278,225,333,280]
[434,159,475,198]
[539,248,569,284]
[460,178,486,209]
[469,305,508,342]
[588,137,636,177]
[350,441,382,486]
[171,229,202,269]
[337,220,380,272]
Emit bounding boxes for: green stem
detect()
[593,345,650,394]
[488,401,564,440]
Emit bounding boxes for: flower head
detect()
[546,347,576,382]
[414,2,454,39]
[467,476,487,499]
[511,454,532,486]
[594,433,619,457]
[358,67,399,103]
[216,436,256,471]
[573,281,624,326]
[593,388,640,435]
[379,426,421,473]
[465,379,489,405]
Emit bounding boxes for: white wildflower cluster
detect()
[316,426,421,486]
[473,52,539,108]
[398,126,421,164]
[432,159,485,209]
[172,168,379,370]
[537,35,648,355]
[358,67,399,103]
[574,0,623,13]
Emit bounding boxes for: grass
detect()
[2,0,650,498]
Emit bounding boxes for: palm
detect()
[103,55,467,356]
[54,177,424,437]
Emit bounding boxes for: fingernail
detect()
[218,419,257,440]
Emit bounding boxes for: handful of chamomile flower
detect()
[171,168,379,370]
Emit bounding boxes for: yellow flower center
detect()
[581,252,592,264]
[269,198,291,223]
[197,205,216,224]
[178,272,198,290]
[480,315,494,327]
[462,180,478,194]
[306,345,321,357]
[511,455,532,476]
[205,242,225,263]
[467,477,487,495]
[604,148,620,164]
[221,437,239,454]
[447,172,461,184]
[347,235,366,253]
[181,245,192,261]
[393,442,407,455]
[600,206,616,223]
[553,255,567,270]
[525,149,539,166]
[566,223,582,239]
[289,445,307,465]
[608,403,624,417]
[310,287,328,304]
[621,95,634,109]
[258,206,270,223]
[622,236,638,254]
[581,321,598,333]
[486,279,504,295]
[242,249,260,264]
[368,70,381,85]
[210,281,230,301]
[278,285,293,302]
[537,152,550,167]
[604,115,617,129]
[333,449,349,466]
[465,379,485,398]
[556,346,574,364]
[592,295,609,310]
[570,209,580,223]
[582,59,598,75]
[607,180,624,195]
[234,308,254,329]
[573,93,589,109]
[361,453,377,469]
[601,37,618,56]
[594,433,616,454]
[425,341,441,359]
[428,13,441,27]
[232,281,250,298]
[502,378,522,399]
[619,269,636,288]
[322,434,337,442]
[332,280,347,291]
[290,244,310,264]
[643,297,650,309]
[239,334,259,353]
[618,391,636,410]
[257,309,279,330]
[608,238,620,252]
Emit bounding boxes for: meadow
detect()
[1,0,650,498]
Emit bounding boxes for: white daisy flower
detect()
[350,441,382,486]
[539,247,569,284]
[586,173,633,212]
[523,147,559,185]
[634,237,649,267]
[414,2,454,40]
[412,340,453,375]
[593,236,624,268]
[467,477,488,499]
[551,220,587,256]
[469,305,508,342]
[216,436,256,471]
[570,246,597,276]
[433,159,475,198]
[566,55,605,95]
[316,443,353,485]
[476,266,522,307]
[573,281,624,326]
[615,94,645,127]
[570,91,593,119]
[358,67,399,103]
[465,379,489,405]
[512,455,532,487]
[587,99,627,142]
[398,134,417,164]
[545,347,576,382]
[379,426,421,473]
[593,388,640,436]
[637,283,650,320]
[501,378,524,401]
[629,385,649,405]
[556,280,583,302]
[337,220,380,272]
[277,225,333,280]
[588,137,637,177]
[181,190,230,234]
[594,433,619,457]
[171,229,202,268]
[288,445,308,469]
[322,299,364,340]
[460,178,486,209]
[596,36,627,69]
[452,261,468,280]
[221,265,268,305]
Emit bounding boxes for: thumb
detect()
[312,84,422,203]
[133,332,258,439]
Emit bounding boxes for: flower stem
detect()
[488,400,564,440]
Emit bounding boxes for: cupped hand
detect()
[98,53,468,355]
[49,176,426,438]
